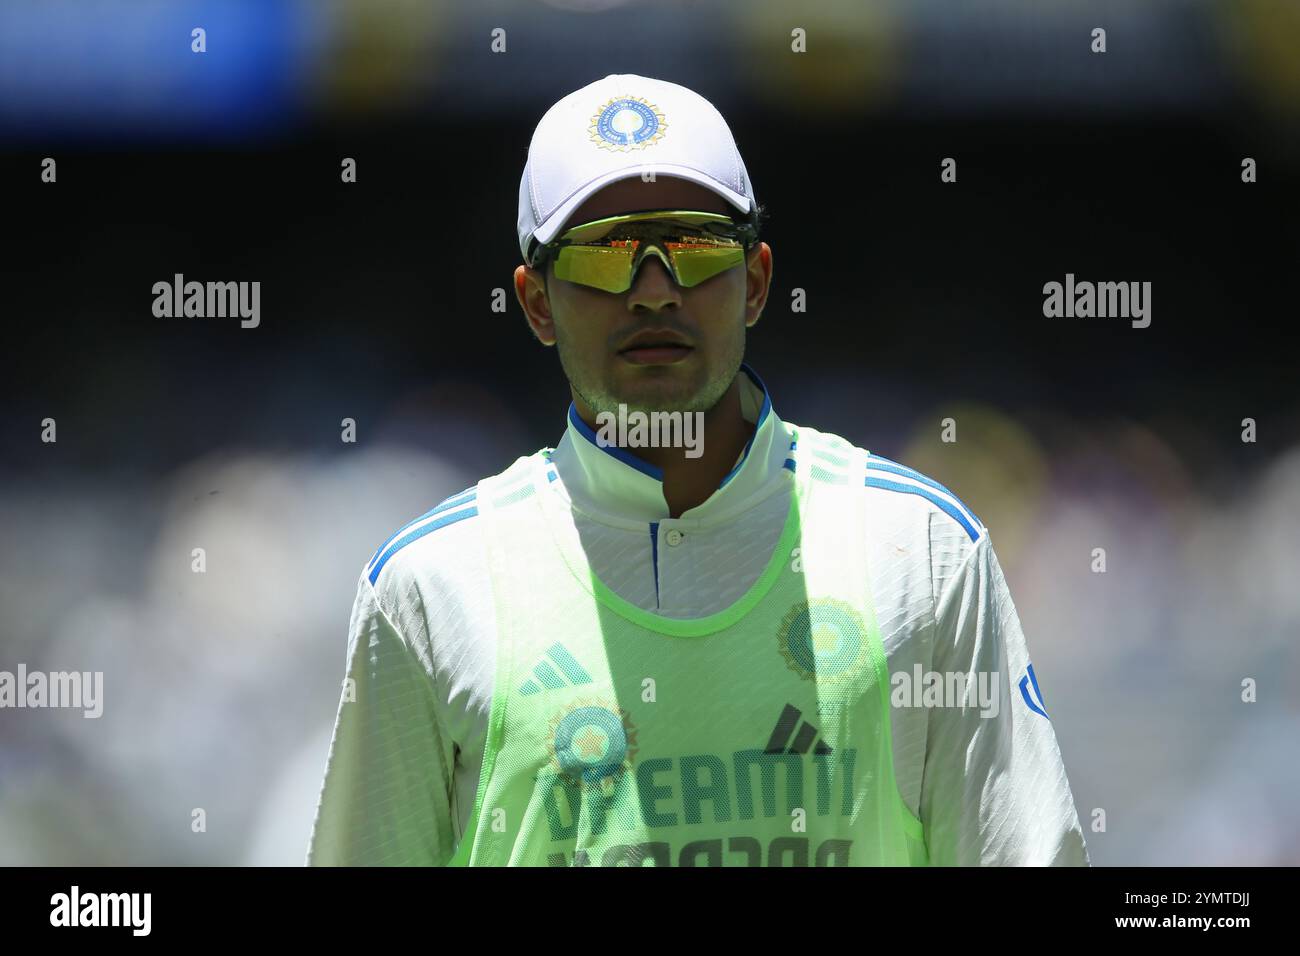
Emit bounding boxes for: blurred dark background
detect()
[1,0,1298,865]
[4,119,1298,479]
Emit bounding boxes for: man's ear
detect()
[744,241,772,329]
[515,263,557,346]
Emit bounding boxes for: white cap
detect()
[517,73,758,264]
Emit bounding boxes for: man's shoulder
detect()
[863,451,987,550]
[363,482,483,592]
[362,449,549,594]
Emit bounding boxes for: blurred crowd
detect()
[2,379,1297,864]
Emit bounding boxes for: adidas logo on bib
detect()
[519,642,593,696]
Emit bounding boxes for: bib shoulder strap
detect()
[474,451,548,509]
[789,425,870,488]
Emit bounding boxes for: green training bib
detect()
[448,425,926,866]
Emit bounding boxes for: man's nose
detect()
[626,247,682,310]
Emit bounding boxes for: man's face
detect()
[515,176,772,417]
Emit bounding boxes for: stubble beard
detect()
[556,327,745,418]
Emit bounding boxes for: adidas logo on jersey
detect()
[764,703,833,755]
[519,642,593,696]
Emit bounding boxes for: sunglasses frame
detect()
[529,208,760,292]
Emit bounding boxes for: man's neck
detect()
[573,374,756,519]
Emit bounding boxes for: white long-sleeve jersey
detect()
[307,364,1090,866]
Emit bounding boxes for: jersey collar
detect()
[548,363,787,525]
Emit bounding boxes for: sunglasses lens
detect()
[666,238,746,288]
[554,241,638,293]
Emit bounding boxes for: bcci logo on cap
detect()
[778,598,870,685]
[589,96,667,151]
[547,698,638,794]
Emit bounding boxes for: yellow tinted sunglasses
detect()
[532,209,758,294]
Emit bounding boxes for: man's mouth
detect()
[619,329,694,365]
[619,343,694,365]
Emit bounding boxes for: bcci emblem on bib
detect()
[778,598,871,685]
[546,699,639,794]
[589,96,667,151]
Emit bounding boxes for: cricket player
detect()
[307,73,1090,867]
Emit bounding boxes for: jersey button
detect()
[665,528,684,547]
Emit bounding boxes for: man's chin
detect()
[606,374,711,415]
